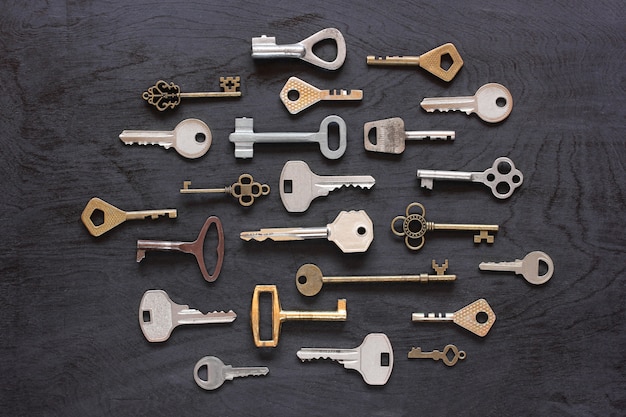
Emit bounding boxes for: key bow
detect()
[391,202,428,250]
[230,174,271,207]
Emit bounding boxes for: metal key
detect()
[180,174,270,207]
[251,28,346,70]
[228,115,347,159]
[295,260,456,297]
[417,157,523,199]
[280,77,363,114]
[193,356,269,391]
[136,216,225,282]
[142,77,241,111]
[241,210,373,253]
[420,83,513,123]
[297,333,394,386]
[408,344,466,367]
[279,160,375,212]
[119,118,212,159]
[363,117,455,154]
[412,298,496,337]
[80,197,176,237]
[391,202,498,251]
[479,251,555,285]
[250,285,347,347]
[367,43,464,82]
[139,290,236,342]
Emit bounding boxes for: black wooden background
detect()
[1,1,624,416]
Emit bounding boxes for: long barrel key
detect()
[181,174,270,207]
[408,344,466,367]
[364,117,455,154]
[479,251,554,285]
[142,77,241,111]
[280,77,363,114]
[412,299,496,337]
[193,356,268,391]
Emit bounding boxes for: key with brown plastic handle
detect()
[412,299,496,337]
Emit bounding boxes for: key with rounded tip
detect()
[408,344,466,367]
[139,290,236,343]
[193,356,269,391]
[420,83,513,123]
[297,333,394,386]
[295,260,456,297]
[417,157,524,199]
[80,197,176,237]
[280,77,363,114]
[412,298,496,337]
[364,117,455,154]
[180,174,270,207]
[228,115,347,159]
[240,210,373,253]
[142,77,241,111]
[136,216,225,282]
[251,28,346,70]
[479,251,554,285]
[279,160,375,212]
[119,118,212,159]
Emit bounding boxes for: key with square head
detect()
[297,333,394,386]
[391,202,499,251]
[240,210,373,253]
[420,83,513,123]
[180,174,270,207]
[417,157,523,199]
[479,251,554,285]
[139,290,236,342]
[119,118,212,159]
[412,298,496,337]
[81,197,176,237]
[279,160,375,212]
[280,77,363,114]
[136,216,225,282]
[142,77,241,111]
[193,356,269,391]
[408,344,466,367]
[363,117,455,154]
[228,115,347,159]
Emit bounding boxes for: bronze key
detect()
[142,77,241,111]
[180,174,270,207]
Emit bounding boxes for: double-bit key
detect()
[193,356,268,391]
[364,117,455,154]
[181,174,270,207]
[480,251,554,285]
[142,77,241,111]
[412,299,496,337]
[408,344,466,367]
[280,77,363,114]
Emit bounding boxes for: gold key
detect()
[142,76,241,111]
[366,43,463,82]
[408,344,466,367]
[412,299,496,337]
[81,197,176,237]
[391,202,498,250]
[279,77,363,114]
[180,174,270,207]
[250,285,347,347]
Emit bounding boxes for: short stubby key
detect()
[479,251,554,285]
[408,344,466,367]
[181,174,270,207]
[420,83,513,123]
[139,290,236,342]
[279,160,375,212]
[240,210,373,253]
[228,115,347,159]
[412,298,496,337]
[417,157,523,199]
[142,77,241,111]
[193,356,269,391]
[280,77,363,114]
[119,118,212,159]
[364,117,455,154]
[297,333,394,386]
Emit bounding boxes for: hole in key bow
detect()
[357,226,367,236]
[195,132,206,143]
[287,89,300,101]
[496,182,510,195]
[196,364,208,382]
[297,275,307,285]
[496,97,507,107]
[538,259,549,276]
[476,311,489,324]
[367,127,378,145]
[380,352,390,367]
[90,209,105,227]
[312,38,338,62]
[497,161,512,174]
[142,310,151,323]
[327,121,340,151]
[440,53,453,71]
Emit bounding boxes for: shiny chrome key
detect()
[280,77,363,114]
[364,117,454,154]
[412,299,496,337]
[193,356,268,391]
[479,251,554,285]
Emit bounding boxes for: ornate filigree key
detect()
[142,77,241,111]
[181,174,270,207]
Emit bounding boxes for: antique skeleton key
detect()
[280,77,363,114]
[364,117,455,154]
[193,356,268,391]
[181,174,270,207]
[408,344,466,367]
[479,251,554,285]
[142,77,241,111]
[412,299,496,337]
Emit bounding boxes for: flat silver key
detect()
[363,117,455,154]
[139,290,236,342]
[240,210,373,253]
[479,251,554,285]
[412,298,496,337]
[279,160,375,212]
[280,77,363,114]
[417,156,523,199]
[420,83,513,123]
[297,333,394,386]
[193,356,269,391]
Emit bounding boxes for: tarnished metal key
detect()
[364,117,455,154]
[193,356,268,391]
[279,160,375,212]
[119,118,212,159]
[420,83,513,123]
[408,344,466,367]
[297,333,394,386]
[142,77,241,111]
[241,210,373,253]
[412,298,496,337]
[181,174,270,207]
[479,251,554,285]
[139,290,236,342]
[280,77,363,114]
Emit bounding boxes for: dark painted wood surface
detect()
[1,1,624,415]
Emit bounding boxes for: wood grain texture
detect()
[1,0,624,416]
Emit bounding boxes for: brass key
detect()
[279,77,363,114]
[408,344,466,367]
[142,76,241,111]
[412,299,496,337]
[391,202,498,251]
[180,174,270,207]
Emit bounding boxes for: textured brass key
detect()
[279,77,363,114]
[412,299,496,337]
[142,77,241,111]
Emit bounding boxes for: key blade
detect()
[174,308,237,325]
[321,88,363,101]
[327,210,373,253]
[296,348,359,363]
[420,96,476,115]
[240,227,328,242]
[453,299,496,337]
[119,129,175,148]
[479,260,524,273]
[224,366,270,380]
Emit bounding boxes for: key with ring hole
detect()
[180,174,270,207]
[251,28,346,70]
[391,202,499,251]
[142,77,241,111]
[479,251,555,285]
[412,299,496,337]
[417,157,523,199]
[363,117,455,154]
[193,356,268,391]
[408,344,466,367]
[279,77,363,114]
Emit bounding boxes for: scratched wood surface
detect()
[1,0,624,416]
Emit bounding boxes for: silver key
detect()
[228,115,347,159]
[193,356,269,391]
[417,156,523,199]
[138,290,236,342]
[420,83,513,123]
[251,28,346,70]
[364,117,455,154]
[479,251,554,285]
[279,160,375,212]
[297,333,394,386]
[240,210,373,253]
[280,77,363,114]
[119,118,212,159]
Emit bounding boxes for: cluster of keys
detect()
[81,27,555,389]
